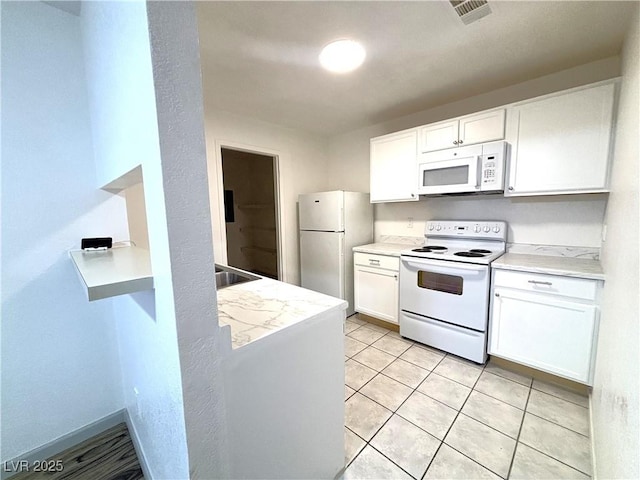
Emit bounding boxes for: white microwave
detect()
[417,141,508,196]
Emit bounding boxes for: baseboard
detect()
[124,409,154,480]
[489,356,590,396]
[1,410,126,480]
[353,312,400,332]
[589,393,598,479]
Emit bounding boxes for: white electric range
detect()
[399,220,507,363]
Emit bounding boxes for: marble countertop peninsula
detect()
[217,277,347,349]
[493,253,605,280]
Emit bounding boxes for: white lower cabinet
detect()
[489,269,601,385]
[354,252,399,324]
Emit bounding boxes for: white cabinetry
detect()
[489,269,601,385]
[419,109,505,152]
[506,81,616,196]
[370,129,419,203]
[354,252,399,324]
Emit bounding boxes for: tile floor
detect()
[342,315,592,480]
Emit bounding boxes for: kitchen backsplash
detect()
[379,235,424,246]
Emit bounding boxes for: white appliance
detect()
[417,141,508,196]
[399,220,507,363]
[299,191,373,316]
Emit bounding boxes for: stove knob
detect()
[436,225,442,231]
[493,226,501,233]
[483,226,490,233]
[474,225,481,233]
[428,224,434,231]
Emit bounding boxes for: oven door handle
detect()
[401,258,486,274]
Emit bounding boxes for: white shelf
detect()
[70,246,153,301]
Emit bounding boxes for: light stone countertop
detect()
[352,243,413,257]
[492,253,605,280]
[217,277,347,349]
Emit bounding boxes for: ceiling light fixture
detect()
[319,39,366,74]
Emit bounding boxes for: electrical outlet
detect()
[408,217,414,229]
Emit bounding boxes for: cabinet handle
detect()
[453,140,458,145]
[528,280,553,286]
[495,292,500,297]
[394,275,398,280]
[508,186,514,191]
[458,140,463,144]
[369,259,380,265]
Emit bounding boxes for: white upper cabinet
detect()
[419,120,459,152]
[459,109,506,146]
[506,81,616,196]
[370,129,419,203]
[419,109,505,153]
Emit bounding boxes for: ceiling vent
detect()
[450,0,492,25]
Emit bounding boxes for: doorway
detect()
[221,147,280,279]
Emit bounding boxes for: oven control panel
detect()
[426,220,507,240]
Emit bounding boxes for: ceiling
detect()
[196,1,634,136]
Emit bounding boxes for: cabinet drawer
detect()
[354,252,399,271]
[493,269,597,301]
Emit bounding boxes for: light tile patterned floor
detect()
[342,316,592,480]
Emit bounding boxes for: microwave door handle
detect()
[402,258,485,274]
[473,155,481,188]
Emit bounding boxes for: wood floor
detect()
[11,423,143,480]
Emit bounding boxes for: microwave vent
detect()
[450,0,492,25]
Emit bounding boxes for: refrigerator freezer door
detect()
[300,231,345,300]
[299,191,345,232]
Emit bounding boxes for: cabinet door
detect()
[507,83,615,195]
[458,109,505,146]
[419,120,459,152]
[489,288,597,384]
[354,265,399,324]
[370,130,419,203]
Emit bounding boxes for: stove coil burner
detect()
[455,251,486,258]
[469,249,492,254]
[411,245,448,253]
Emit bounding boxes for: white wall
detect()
[82,2,230,478]
[81,2,190,478]
[0,2,125,460]
[203,110,329,285]
[592,7,640,479]
[146,3,230,478]
[375,195,606,247]
[327,57,619,247]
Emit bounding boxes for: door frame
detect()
[211,139,285,281]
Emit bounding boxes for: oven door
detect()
[417,145,482,195]
[399,256,490,331]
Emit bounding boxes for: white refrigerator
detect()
[299,191,373,316]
